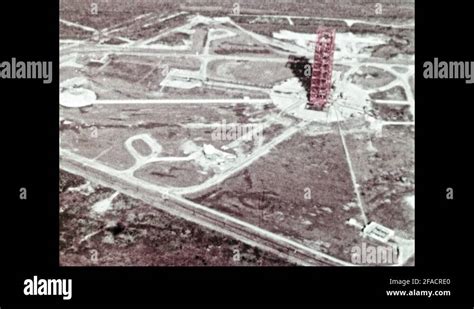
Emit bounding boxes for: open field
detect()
[134,161,215,187]
[60,170,292,266]
[160,85,270,99]
[186,131,369,262]
[181,0,414,20]
[370,86,407,101]
[350,66,397,90]
[208,60,294,87]
[209,26,277,56]
[344,125,414,239]
[372,103,413,122]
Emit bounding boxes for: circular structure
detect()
[60,77,96,108]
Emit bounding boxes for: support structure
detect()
[308,28,336,110]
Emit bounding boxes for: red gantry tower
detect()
[307,28,336,110]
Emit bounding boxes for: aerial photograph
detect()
[59,0,414,266]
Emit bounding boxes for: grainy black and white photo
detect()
[59,0,415,266]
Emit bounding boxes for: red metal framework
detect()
[308,28,336,110]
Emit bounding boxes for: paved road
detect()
[228,13,414,29]
[93,98,273,104]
